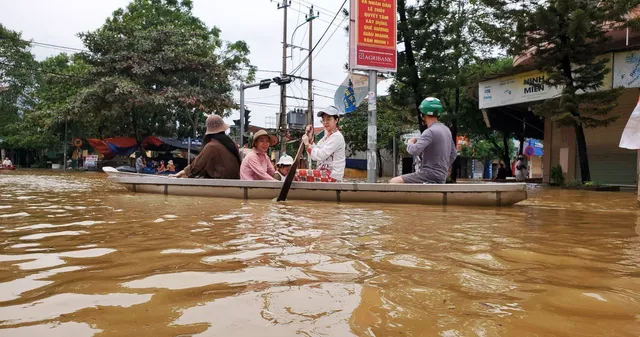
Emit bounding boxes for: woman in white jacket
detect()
[297,105,346,182]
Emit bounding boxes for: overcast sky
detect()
[0,0,393,128]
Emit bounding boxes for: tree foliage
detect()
[483,0,638,182]
[340,96,414,175]
[66,0,255,148]
[0,24,38,143]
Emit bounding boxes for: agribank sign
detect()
[349,0,397,72]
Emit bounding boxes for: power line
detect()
[314,93,334,100]
[30,41,88,53]
[315,78,340,87]
[0,36,90,53]
[288,6,342,29]
[240,68,341,88]
[241,68,281,74]
[3,37,344,88]
[313,85,335,93]
[244,100,281,107]
[0,61,98,82]
[296,14,347,75]
[294,0,338,18]
[290,0,347,74]
[245,94,282,100]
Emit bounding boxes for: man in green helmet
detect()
[390,97,457,184]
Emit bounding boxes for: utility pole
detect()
[240,87,245,148]
[367,70,377,183]
[306,6,318,128]
[239,77,291,146]
[277,0,291,154]
[63,116,68,171]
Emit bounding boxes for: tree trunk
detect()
[397,0,425,132]
[502,131,513,176]
[518,134,524,156]
[449,0,465,183]
[451,119,459,182]
[188,111,198,138]
[450,85,461,182]
[130,108,145,157]
[574,122,591,182]
[557,13,591,183]
[192,120,197,138]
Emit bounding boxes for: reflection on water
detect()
[0,170,640,336]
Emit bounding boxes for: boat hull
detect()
[103,168,527,207]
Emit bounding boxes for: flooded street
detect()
[1,170,639,337]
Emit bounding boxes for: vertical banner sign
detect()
[349,0,397,72]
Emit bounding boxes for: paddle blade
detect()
[277,142,305,202]
[277,128,312,202]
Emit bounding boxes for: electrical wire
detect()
[290,0,347,75]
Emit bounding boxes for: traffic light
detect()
[243,108,251,145]
[259,79,272,90]
[272,76,292,85]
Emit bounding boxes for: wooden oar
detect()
[277,128,312,202]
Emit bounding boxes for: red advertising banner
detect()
[349,0,397,72]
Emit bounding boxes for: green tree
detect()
[393,0,501,180]
[460,132,516,164]
[36,54,93,143]
[1,53,92,156]
[340,96,414,176]
[66,0,255,152]
[448,56,516,175]
[0,24,38,141]
[484,0,638,182]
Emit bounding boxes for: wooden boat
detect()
[0,165,16,171]
[102,167,528,207]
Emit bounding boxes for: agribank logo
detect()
[358,52,393,63]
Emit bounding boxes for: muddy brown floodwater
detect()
[0,170,639,337]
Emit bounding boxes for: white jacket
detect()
[309,130,346,181]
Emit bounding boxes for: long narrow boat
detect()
[102,167,528,207]
[0,165,16,171]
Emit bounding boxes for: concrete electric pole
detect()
[277,0,291,154]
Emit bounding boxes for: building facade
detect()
[471,25,640,185]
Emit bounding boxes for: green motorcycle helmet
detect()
[419,97,444,117]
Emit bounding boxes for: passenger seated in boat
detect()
[170,114,241,179]
[240,130,279,181]
[166,160,176,173]
[295,106,345,182]
[2,157,12,166]
[494,163,508,180]
[390,97,457,184]
[273,154,298,181]
[135,154,144,173]
[515,155,527,182]
[156,160,166,173]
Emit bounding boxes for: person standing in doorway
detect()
[515,155,527,181]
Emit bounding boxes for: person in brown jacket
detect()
[170,114,241,179]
